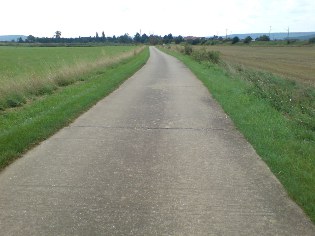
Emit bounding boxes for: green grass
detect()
[0,46,141,110]
[0,46,134,78]
[161,47,315,223]
[0,47,149,169]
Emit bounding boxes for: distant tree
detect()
[256,35,270,41]
[112,35,117,43]
[94,32,99,42]
[118,33,132,44]
[162,33,174,44]
[141,33,149,44]
[174,35,184,44]
[101,31,106,42]
[163,35,169,44]
[200,37,207,44]
[232,36,240,44]
[167,33,173,43]
[149,35,162,45]
[309,37,315,43]
[55,31,61,39]
[37,37,51,43]
[192,38,201,45]
[134,32,141,43]
[26,35,36,43]
[244,36,252,44]
[18,37,24,43]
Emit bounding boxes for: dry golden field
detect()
[206,45,315,86]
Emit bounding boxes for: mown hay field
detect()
[204,45,315,87]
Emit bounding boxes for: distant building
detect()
[184,36,199,40]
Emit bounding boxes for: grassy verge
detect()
[0,47,149,170]
[160,47,315,223]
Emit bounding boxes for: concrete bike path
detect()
[0,47,314,235]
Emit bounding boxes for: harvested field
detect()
[205,45,315,86]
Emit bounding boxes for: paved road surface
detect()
[0,47,314,235]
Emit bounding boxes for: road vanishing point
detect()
[0,47,314,235]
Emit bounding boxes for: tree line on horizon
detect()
[15,31,184,45]
[11,31,314,45]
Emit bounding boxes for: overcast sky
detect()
[1,0,314,37]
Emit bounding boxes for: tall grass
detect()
[161,46,315,223]
[174,45,221,64]
[0,46,144,110]
[222,62,315,132]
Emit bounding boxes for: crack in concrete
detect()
[69,125,229,132]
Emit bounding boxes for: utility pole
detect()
[226,29,228,39]
[269,26,272,38]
